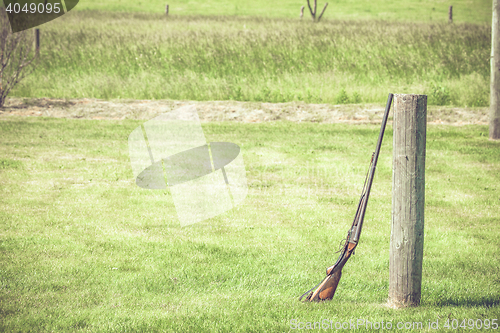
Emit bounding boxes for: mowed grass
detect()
[75,0,491,24]
[13,11,490,106]
[0,116,499,332]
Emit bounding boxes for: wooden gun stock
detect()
[305,242,355,301]
[307,270,342,301]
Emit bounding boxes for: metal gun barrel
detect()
[352,93,393,243]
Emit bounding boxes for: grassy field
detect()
[0,116,499,331]
[13,11,491,107]
[75,0,492,24]
[1,0,499,331]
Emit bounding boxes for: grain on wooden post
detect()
[300,6,305,19]
[165,4,169,16]
[389,94,427,308]
[34,29,40,55]
[448,6,453,23]
[491,0,500,140]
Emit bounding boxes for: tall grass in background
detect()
[14,12,490,106]
[76,0,491,24]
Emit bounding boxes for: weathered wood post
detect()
[448,6,453,23]
[491,0,500,139]
[300,5,305,19]
[389,94,427,307]
[34,28,40,55]
[165,4,169,16]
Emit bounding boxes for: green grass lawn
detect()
[13,11,491,107]
[1,116,499,331]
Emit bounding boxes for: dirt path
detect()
[0,97,490,125]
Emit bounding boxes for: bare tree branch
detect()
[0,7,38,107]
[306,0,315,20]
[305,0,328,22]
[317,2,328,22]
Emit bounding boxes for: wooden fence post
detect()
[389,94,427,308]
[34,29,40,55]
[448,6,453,23]
[491,0,500,139]
[300,5,304,19]
[165,4,169,16]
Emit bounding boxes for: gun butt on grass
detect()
[307,270,342,301]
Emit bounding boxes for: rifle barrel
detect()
[352,93,393,243]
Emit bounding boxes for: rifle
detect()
[300,93,393,302]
